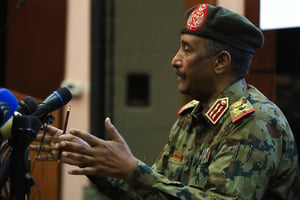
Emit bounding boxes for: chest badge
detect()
[199,147,211,164]
[205,97,229,124]
[172,151,183,162]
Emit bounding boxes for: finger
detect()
[29,144,41,152]
[49,125,63,135]
[59,133,76,142]
[34,133,46,142]
[68,129,102,147]
[59,133,90,147]
[59,140,92,157]
[60,151,94,168]
[41,144,54,152]
[29,144,49,152]
[68,167,96,175]
[105,117,126,144]
[35,153,56,161]
[30,143,56,154]
[44,125,63,136]
[35,126,62,142]
[37,134,53,144]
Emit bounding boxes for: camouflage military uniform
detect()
[90,80,300,199]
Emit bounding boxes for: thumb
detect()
[105,117,125,143]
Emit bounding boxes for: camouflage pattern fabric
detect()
[91,79,300,200]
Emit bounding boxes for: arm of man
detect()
[57,118,238,199]
[31,117,299,200]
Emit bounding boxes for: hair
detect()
[204,39,254,79]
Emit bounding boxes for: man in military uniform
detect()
[31,3,300,199]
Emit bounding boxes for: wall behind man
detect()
[111,0,184,166]
[61,1,91,200]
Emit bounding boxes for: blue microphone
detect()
[0,89,18,127]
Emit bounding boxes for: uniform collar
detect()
[192,79,247,126]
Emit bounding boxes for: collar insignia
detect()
[177,100,199,116]
[186,4,207,31]
[205,97,229,124]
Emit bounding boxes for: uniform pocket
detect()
[188,163,209,189]
[165,159,184,181]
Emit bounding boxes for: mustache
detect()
[175,68,186,79]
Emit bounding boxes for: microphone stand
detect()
[0,142,11,199]
[9,115,41,200]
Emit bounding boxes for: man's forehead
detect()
[180,34,208,46]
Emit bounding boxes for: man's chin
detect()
[177,86,188,95]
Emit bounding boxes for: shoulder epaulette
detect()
[177,100,199,116]
[229,97,255,123]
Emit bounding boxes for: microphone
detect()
[0,88,18,127]
[0,96,37,142]
[0,96,38,193]
[0,87,71,197]
[16,96,38,115]
[9,87,71,199]
[31,87,72,123]
[0,87,72,142]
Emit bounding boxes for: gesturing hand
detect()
[59,117,138,180]
[30,125,89,161]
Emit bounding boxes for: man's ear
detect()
[214,50,231,74]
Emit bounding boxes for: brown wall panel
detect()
[245,0,277,101]
[251,30,276,72]
[245,0,276,72]
[5,0,67,99]
[246,73,276,101]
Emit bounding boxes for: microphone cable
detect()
[30,123,50,200]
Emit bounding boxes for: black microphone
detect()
[10,116,41,199]
[0,88,72,193]
[31,87,72,123]
[0,96,38,142]
[9,88,71,199]
[0,96,38,192]
[16,96,38,115]
[0,87,72,141]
